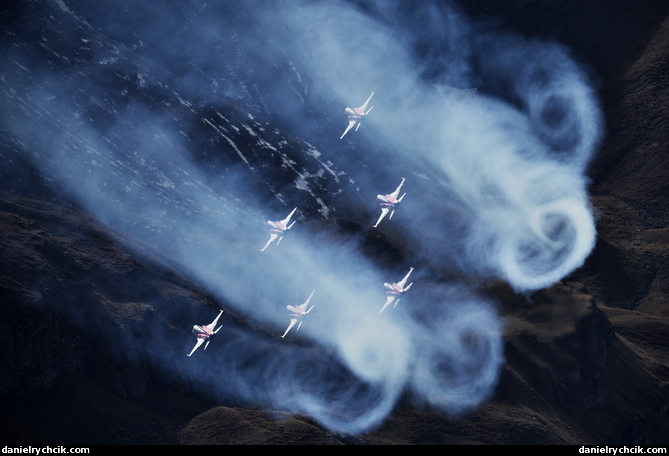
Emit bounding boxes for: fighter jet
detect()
[281,289,316,338]
[378,268,414,315]
[261,208,297,252]
[373,178,406,228]
[187,309,223,357]
[340,92,374,139]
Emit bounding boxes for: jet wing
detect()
[281,318,298,338]
[280,208,297,226]
[187,338,205,357]
[340,120,357,139]
[358,92,375,112]
[301,289,316,309]
[261,233,278,251]
[390,178,406,199]
[397,268,414,288]
[378,295,395,315]
[205,310,224,331]
[373,207,390,228]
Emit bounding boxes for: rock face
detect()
[1,0,668,445]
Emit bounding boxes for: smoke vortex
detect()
[496,198,596,291]
[521,70,602,168]
[337,318,411,385]
[409,298,503,416]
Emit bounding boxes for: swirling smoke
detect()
[0,0,601,434]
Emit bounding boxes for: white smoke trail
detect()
[408,290,503,415]
[433,72,599,291]
[0,0,602,435]
[269,0,602,293]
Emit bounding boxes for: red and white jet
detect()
[378,268,414,315]
[373,178,406,228]
[281,289,316,338]
[340,92,374,139]
[261,208,297,252]
[187,309,223,357]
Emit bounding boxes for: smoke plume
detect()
[0,0,601,434]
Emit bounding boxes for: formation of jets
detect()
[373,178,406,228]
[188,91,416,355]
[261,207,297,252]
[281,289,316,338]
[187,310,224,356]
[378,268,414,314]
[340,92,374,139]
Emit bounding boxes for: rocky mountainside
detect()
[1,0,668,445]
